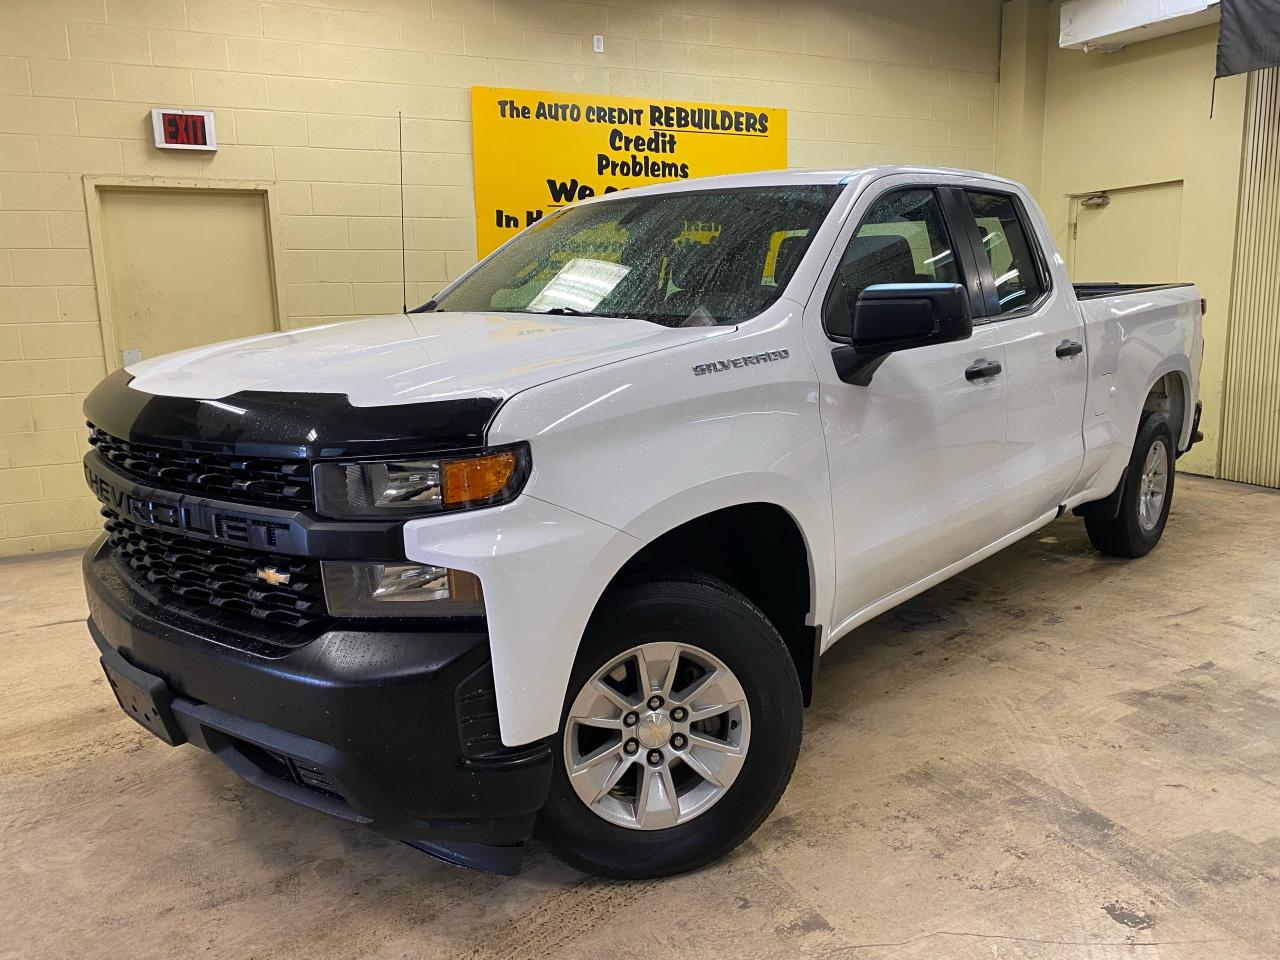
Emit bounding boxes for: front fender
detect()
[452,310,832,744]
[403,476,830,748]
[403,497,643,747]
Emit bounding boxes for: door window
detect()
[826,188,960,338]
[965,191,1047,314]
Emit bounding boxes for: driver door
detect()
[804,177,1019,631]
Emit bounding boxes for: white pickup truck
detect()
[83,166,1203,878]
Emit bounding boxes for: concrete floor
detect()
[3,474,1279,960]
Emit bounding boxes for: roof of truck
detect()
[591,165,1021,200]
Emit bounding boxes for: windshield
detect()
[430,185,842,327]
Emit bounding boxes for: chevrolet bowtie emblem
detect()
[256,566,291,587]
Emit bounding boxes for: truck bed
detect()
[1069,281,1202,509]
[1072,282,1195,300]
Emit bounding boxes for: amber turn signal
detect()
[443,451,518,506]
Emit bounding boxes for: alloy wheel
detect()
[563,641,751,830]
[1138,437,1169,531]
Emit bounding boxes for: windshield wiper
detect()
[538,306,586,316]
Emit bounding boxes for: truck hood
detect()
[125,311,732,405]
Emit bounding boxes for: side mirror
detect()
[829,282,973,386]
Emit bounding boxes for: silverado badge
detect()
[692,349,790,376]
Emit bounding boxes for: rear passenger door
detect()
[961,187,1087,524]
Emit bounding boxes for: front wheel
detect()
[1085,410,1175,558]
[537,576,802,879]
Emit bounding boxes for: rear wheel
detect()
[1085,410,1175,558]
[538,576,802,879]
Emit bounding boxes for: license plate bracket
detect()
[101,655,186,746]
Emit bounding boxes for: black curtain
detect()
[1217,0,1280,77]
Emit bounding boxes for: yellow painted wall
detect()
[995,1,1248,478]
[993,0,1050,196]
[0,0,1001,556]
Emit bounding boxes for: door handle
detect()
[1055,339,1084,358]
[965,359,1003,381]
[962,358,1003,381]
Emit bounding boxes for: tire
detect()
[537,575,802,879]
[1085,410,1176,558]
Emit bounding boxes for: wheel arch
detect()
[1076,366,1190,522]
[596,500,823,707]
[1144,368,1193,451]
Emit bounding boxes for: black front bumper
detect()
[85,539,552,869]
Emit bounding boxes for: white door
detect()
[803,179,1017,630]
[964,187,1088,523]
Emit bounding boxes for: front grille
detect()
[104,509,329,632]
[88,425,313,510]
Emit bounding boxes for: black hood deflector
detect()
[84,369,500,460]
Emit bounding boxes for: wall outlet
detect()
[592,34,604,54]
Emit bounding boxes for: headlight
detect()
[321,561,484,618]
[313,444,530,518]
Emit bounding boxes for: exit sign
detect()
[151,108,217,151]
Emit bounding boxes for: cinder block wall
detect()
[0,0,1000,556]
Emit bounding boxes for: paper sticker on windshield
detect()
[528,258,631,313]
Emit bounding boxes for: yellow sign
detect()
[469,86,787,257]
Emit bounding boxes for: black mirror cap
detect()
[851,283,972,353]
[830,282,974,386]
